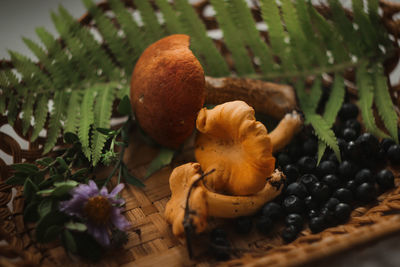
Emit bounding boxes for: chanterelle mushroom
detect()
[195,100,302,196]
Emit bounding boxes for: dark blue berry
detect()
[303,139,318,156]
[333,188,353,203]
[288,142,303,160]
[282,225,299,243]
[376,169,395,190]
[355,133,380,162]
[299,174,318,190]
[277,152,291,168]
[388,144,400,165]
[339,103,359,121]
[308,209,319,218]
[260,202,284,220]
[342,128,357,142]
[283,195,305,214]
[210,236,231,261]
[335,203,352,223]
[256,216,273,235]
[285,213,304,232]
[355,182,377,202]
[309,182,331,202]
[346,180,358,193]
[304,195,319,210]
[338,160,358,180]
[320,207,337,226]
[354,169,375,185]
[327,153,339,164]
[297,156,317,174]
[322,174,341,190]
[316,160,337,177]
[234,217,252,235]
[338,138,347,158]
[380,138,396,153]
[324,198,340,210]
[344,119,361,136]
[345,141,360,161]
[285,182,308,199]
[309,217,326,233]
[283,165,300,184]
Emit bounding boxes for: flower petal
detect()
[87,223,110,246]
[100,186,108,196]
[59,194,88,217]
[111,208,130,231]
[109,183,124,197]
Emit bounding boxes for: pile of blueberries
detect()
[209,102,400,260]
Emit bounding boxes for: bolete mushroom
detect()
[164,162,285,237]
[130,34,297,149]
[195,100,302,196]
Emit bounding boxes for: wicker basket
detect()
[1,1,400,266]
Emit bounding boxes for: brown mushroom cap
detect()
[130,34,206,149]
[195,101,276,196]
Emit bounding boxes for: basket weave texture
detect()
[1,1,400,266]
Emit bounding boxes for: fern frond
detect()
[134,0,164,43]
[91,85,115,166]
[352,0,378,52]
[308,77,322,113]
[3,70,20,126]
[21,92,35,136]
[83,0,132,74]
[31,94,49,142]
[79,88,95,160]
[0,72,8,114]
[317,140,327,165]
[373,65,399,142]
[210,0,255,75]
[260,0,290,71]
[43,91,66,154]
[154,0,184,34]
[357,63,389,138]
[64,90,82,134]
[227,0,275,73]
[323,74,345,126]
[174,0,229,77]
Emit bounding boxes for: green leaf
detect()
[64,90,82,134]
[6,174,27,186]
[38,198,53,218]
[31,94,49,142]
[117,95,132,116]
[145,148,175,178]
[23,178,39,202]
[122,164,145,187]
[155,0,185,34]
[79,88,95,160]
[43,90,66,154]
[308,77,322,113]
[63,230,77,254]
[36,211,68,243]
[12,163,39,173]
[96,127,115,136]
[21,91,35,136]
[23,201,39,222]
[43,225,64,243]
[65,221,87,232]
[373,65,399,143]
[36,157,54,166]
[317,140,327,165]
[56,157,68,172]
[322,74,346,126]
[134,0,164,43]
[64,132,79,144]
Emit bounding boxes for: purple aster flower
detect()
[60,180,130,246]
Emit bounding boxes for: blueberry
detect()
[277,152,291,168]
[260,202,284,220]
[355,133,380,162]
[333,188,353,203]
[345,141,360,161]
[304,195,319,210]
[309,182,331,202]
[316,160,337,177]
[288,142,303,160]
[380,138,396,153]
[256,216,273,235]
[344,119,361,136]
[355,182,377,202]
[339,103,359,121]
[338,138,347,158]
[320,207,337,226]
[376,169,395,190]
[308,209,319,218]
[297,156,317,174]
[324,197,340,210]
[303,139,318,156]
[299,174,318,190]
[210,236,231,261]
[346,180,358,193]
[388,144,400,165]
[283,195,305,214]
[285,213,304,232]
[342,128,357,142]
[338,160,358,180]
[309,217,326,233]
[354,169,375,185]
[335,203,352,223]
[283,165,300,184]
[282,225,299,243]
[322,174,341,190]
[327,153,339,164]
[234,217,252,235]
[285,182,308,199]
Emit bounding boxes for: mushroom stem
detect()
[269,111,303,153]
[205,76,297,120]
[203,170,285,218]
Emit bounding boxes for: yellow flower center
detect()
[84,196,111,224]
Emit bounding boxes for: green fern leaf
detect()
[3,70,20,126]
[91,85,115,166]
[7,97,19,126]
[308,113,341,162]
[21,92,35,136]
[79,88,95,160]
[174,0,229,77]
[317,140,327,165]
[43,91,66,154]
[155,0,184,34]
[352,0,378,52]
[64,90,82,134]
[357,63,389,138]
[308,77,322,113]
[260,0,290,71]
[134,0,164,43]
[31,94,49,142]
[373,65,399,142]
[210,0,255,75]
[323,74,346,126]
[0,72,8,114]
